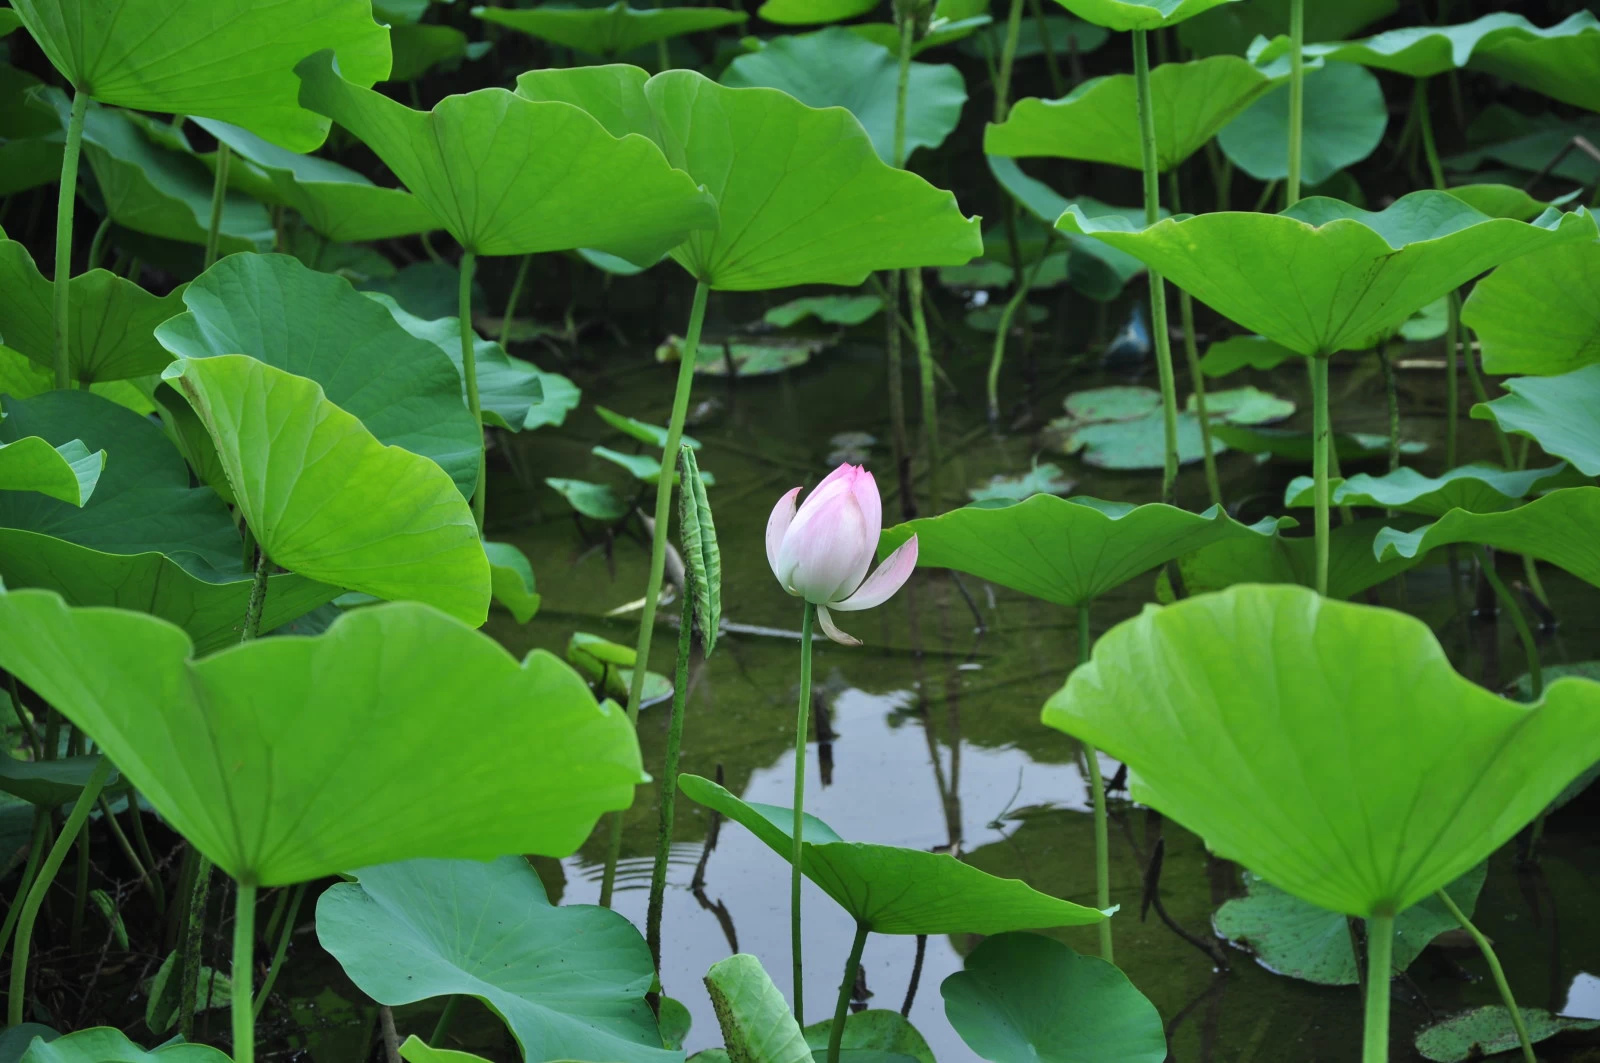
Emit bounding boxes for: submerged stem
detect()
[232,883,257,1063]
[459,251,486,531]
[1361,912,1394,1063]
[52,87,90,390]
[1434,889,1538,1063]
[827,921,870,1063]
[1310,356,1331,596]
[647,592,695,980]
[1133,30,1181,507]
[1286,0,1305,206]
[204,142,232,270]
[792,602,817,1023]
[1077,604,1112,962]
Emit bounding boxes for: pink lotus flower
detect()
[766,463,919,646]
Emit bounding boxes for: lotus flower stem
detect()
[646,591,695,980]
[499,254,532,348]
[204,142,232,270]
[232,882,258,1063]
[253,882,305,1019]
[1360,912,1394,1063]
[1474,546,1541,698]
[791,601,817,1023]
[1433,888,1538,1063]
[8,755,113,1025]
[1310,356,1331,595]
[1286,0,1305,206]
[51,87,89,390]
[827,920,870,1063]
[1077,604,1112,962]
[600,279,710,908]
[1133,29,1182,508]
[1167,173,1221,507]
[458,251,487,531]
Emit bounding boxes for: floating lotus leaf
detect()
[1462,238,1600,375]
[857,14,994,55]
[476,2,746,57]
[723,28,965,163]
[1162,518,1422,602]
[9,0,389,150]
[399,1040,489,1063]
[0,436,102,506]
[680,774,1105,933]
[1374,488,1600,589]
[1048,0,1240,32]
[986,55,1281,172]
[1211,424,1425,462]
[1042,583,1600,915]
[764,294,884,328]
[881,495,1283,606]
[296,51,717,262]
[317,857,672,1063]
[1190,386,1294,425]
[1415,1007,1600,1063]
[0,227,185,383]
[1217,62,1387,186]
[545,479,630,522]
[515,66,982,290]
[1056,191,1598,356]
[1284,463,1568,515]
[0,591,646,885]
[1471,365,1600,475]
[161,355,490,624]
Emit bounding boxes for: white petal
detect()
[832,534,918,612]
[815,605,862,647]
[766,486,802,581]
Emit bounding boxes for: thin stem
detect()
[1476,547,1541,698]
[180,858,213,1040]
[1286,0,1305,206]
[994,0,1026,122]
[9,756,113,1025]
[908,270,941,513]
[1461,329,1516,467]
[52,87,90,390]
[204,143,231,270]
[791,601,817,1024]
[1133,30,1181,507]
[69,812,89,951]
[600,280,710,908]
[1310,356,1331,596]
[459,251,486,531]
[1077,604,1112,962]
[1416,79,1447,192]
[253,883,305,1020]
[894,13,913,169]
[884,270,911,516]
[499,254,532,348]
[1377,339,1400,475]
[1168,172,1220,506]
[1361,913,1394,1063]
[98,794,163,911]
[232,882,257,1063]
[1025,0,1065,96]
[827,921,870,1063]
[430,996,461,1047]
[647,592,694,978]
[85,215,111,272]
[985,237,1053,425]
[1433,889,1537,1063]
[1445,294,1461,468]
[0,814,48,958]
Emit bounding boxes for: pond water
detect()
[288,308,1600,1061]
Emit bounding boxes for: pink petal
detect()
[849,468,882,561]
[766,486,802,582]
[778,485,873,603]
[815,605,862,647]
[800,463,858,516]
[831,534,918,612]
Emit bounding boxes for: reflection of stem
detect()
[1360,912,1394,1063]
[1286,0,1305,206]
[1077,604,1112,962]
[1434,889,1537,1063]
[647,592,694,980]
[791,602,817,1024]
[827,922,870,1063]
[204,143,232,270]
[1133,30,1181,507]
[458,251,487,531]
[1167,173,1220,506]
[1310,357,1331,595]
[232,883,257,1063]
[600,281,710,908]
[52,88,89,390]
[1476,547,1541,698]
[499,254,532,348]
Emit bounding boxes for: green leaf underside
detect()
[0,590,646,885]
[1165,518,1423,602]
[1472,366,1600,475]
[1048,0,1241,33]
[1217,63,1388,186]
[316,857,673,1063]
[987,55,1279,172]
[764,294,884,328]
[1463,238,1600,375]
[1283,463,1568,516]
[1414,1007,1600,1063]
[485,541,541,623]
[756,0,876,27]
[679,773,1105,933]
[0,436,103,505]
[1375,488,1600,589]
[16,1025,230,1062]
[514,66,982,290]
[1057,191,1598,356]
[880,495,1283,606]
[295,51,717,261]
[477,2,747,56]
[1042,584,1600,915]
[985,159,1155,293]
[703,954,812,1063]
[161,355,490,624]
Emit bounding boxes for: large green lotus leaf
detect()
[1216,62,1386,186]
[1164,518,1422,601]
[756,0,876,27]
[514,66,982,290]
[1283,463,1568,516]
[879,495,1283,607]
[985,159,1154,298]
[317,856,672,1063]
[0,753,119,807]
[160,355,490,625]
[192,119,441,243]
[1462,238,1600,375]
[940,933,1166,1063]
[679,774,1105,934]
[295,51,715,262]
[1042,583,1600,916]
[703,954,810,1063]
[0,229,185,383]
[10,0,389,151]
[0,591,646,885]
[1047,0,1239,32]
[1212,864,1485,987]
[1178,0,1395,56]
[154,254,482,497]
[476,2,747,57]
[1374,488,1600,588]
[1055,192,1599,356]
[986,56,1279,172]
[0,437,102,506]
[16,1026,230,1062]
[721,28,965,164]
[1471,366,1600,475]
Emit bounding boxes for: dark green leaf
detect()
[1415,1007,1599,1063]
[1217,62,1387,186]
[476,2,747,57]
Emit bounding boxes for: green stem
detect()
[430,996,461,1047]
[1168,172,1220,506]
[599,280,710,909]
[242,550,270,642]
[52,87,89,390]
[1361,913,1394,1063]
[985,238,1052,425]
[85,215,111,272]
[1445,294,1461,468]
[99,794,163,912]
[1476,546,1541,698]
[791,601,817,1024]
[1311,356,1331,596]
[1025,0,1065,96]
[827,921,869,1063]
[908,269,941,513]
[1416,79,1447,191]
[1133,30,1181,507]
[127,792,163,909]
[8,756,113,1025]
[180,860,214,1040]
[994,0,1026,122]
[884,270,910,510]
[459,251,486,531]
[1077,604,1112,962]
[894,14,913,168]
[0,814,48,958]
[1286,0,1305,206]
[1377,339,1399,474]
[647,592,695,977]
[204,143,231,270]
[499,254,532,348]
[1461,328,1515,467]
[1433,889,1537,1063]
[253,882,305,1019]
[69,813,89,951]
[232,882,257,1063]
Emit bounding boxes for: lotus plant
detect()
[765,462,917,1020]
